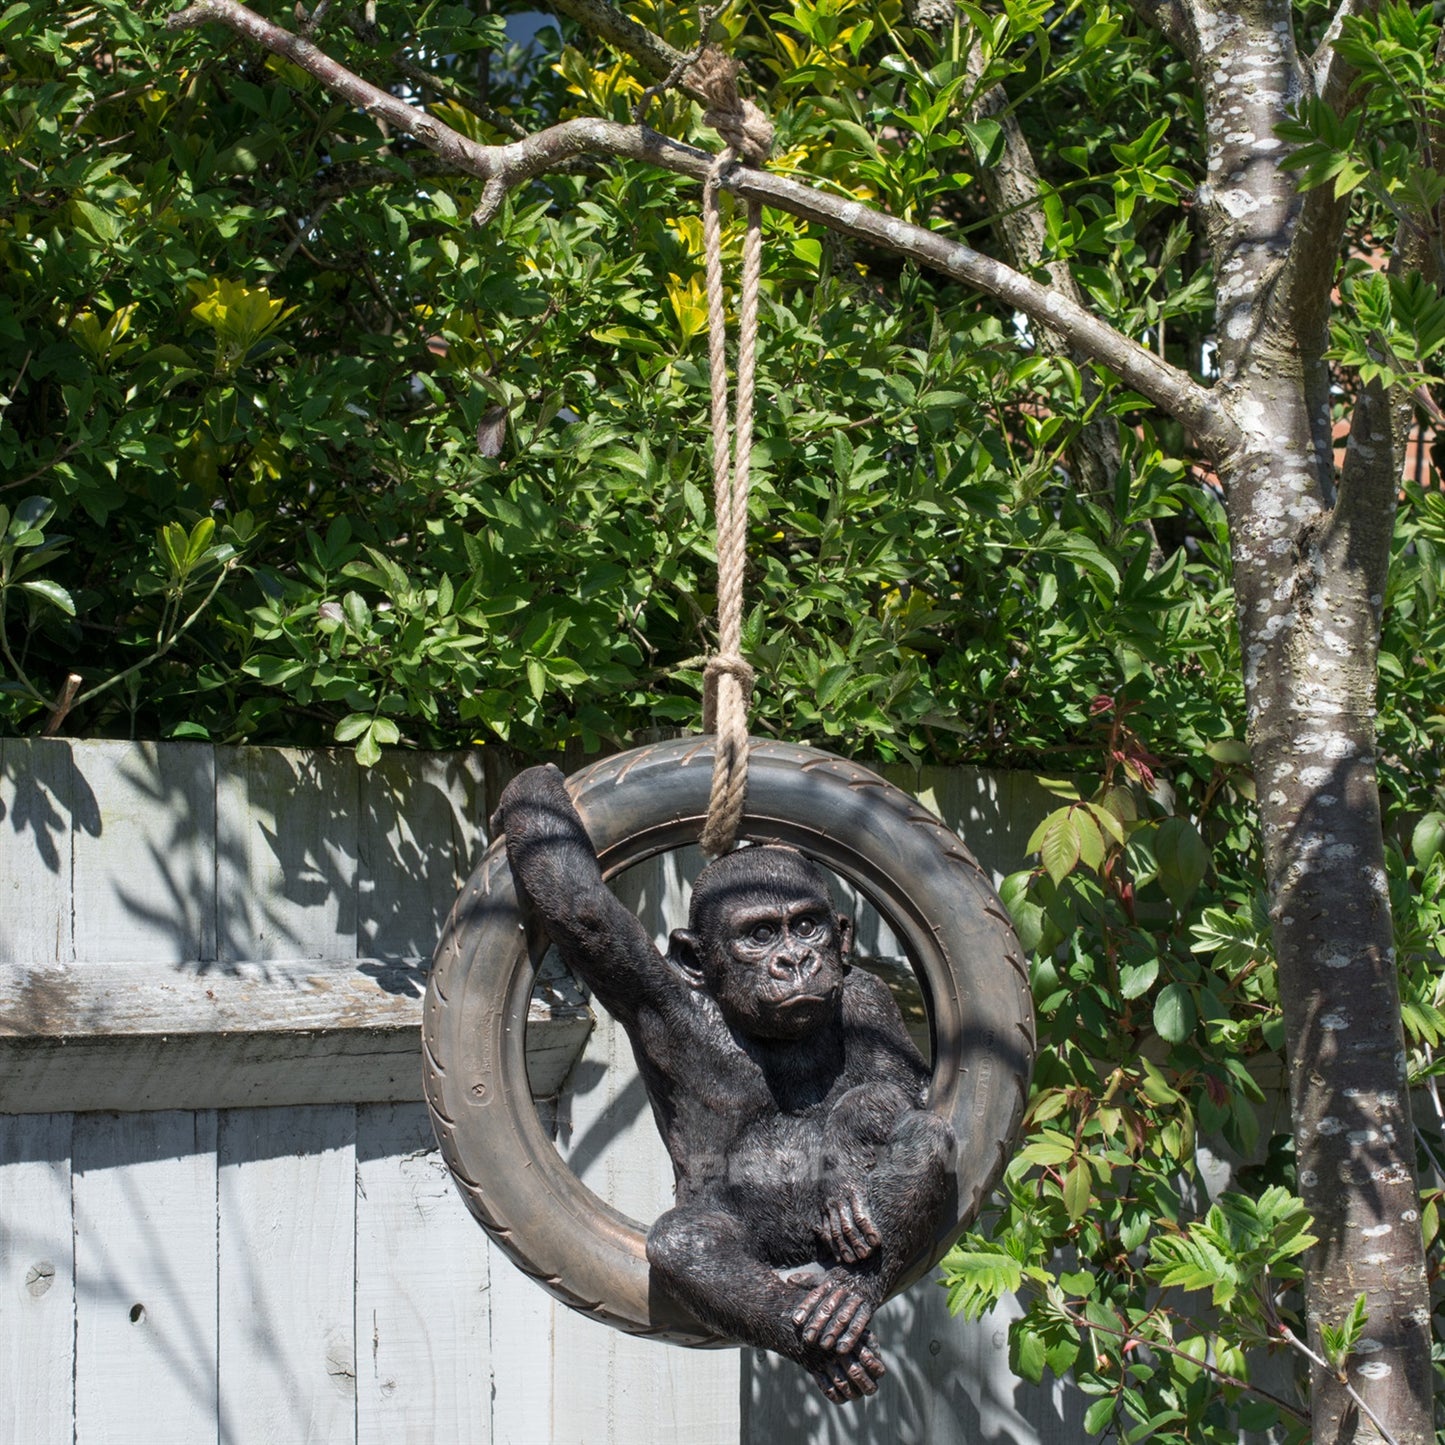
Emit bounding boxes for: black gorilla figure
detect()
[494,764,956,1404]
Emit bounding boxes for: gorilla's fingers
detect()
[844,1354,880,1397]
[819,1292,864,1350]
[856,1338,886,1379]
[839,1190,871,1257]
[813,1360,856,1403]
[856,1190,882,1249]
[834,1300,876,1355]
[791,1280,830,1328]
[803,1284,851,1344]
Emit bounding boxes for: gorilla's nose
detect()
[770,947,818,980]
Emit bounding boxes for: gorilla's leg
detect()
[647,1204,885,1403]
[819,1086,955,1281]
[796,1101,955,1363]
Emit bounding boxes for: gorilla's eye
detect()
[795,916,818,937]
[749,922,777,945]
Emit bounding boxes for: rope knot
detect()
[689,47,774,165]
[702,652,756,734]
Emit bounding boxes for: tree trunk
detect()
[1160,0,1436,1428]
[1222,412,1433,1441]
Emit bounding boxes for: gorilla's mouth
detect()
[775,991,832,1010]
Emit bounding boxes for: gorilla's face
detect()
[707,883,849,1040]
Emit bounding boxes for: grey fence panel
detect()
[0,740,1068,1445]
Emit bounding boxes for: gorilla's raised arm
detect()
[492,765,679,1024]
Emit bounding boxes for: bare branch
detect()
[1335,163,1441,588]
[1309,0,1358,101]
[42,674,82,738]
[1274,1324,1405,1445]
[1273,1,1362,401]
[963,47,1125,504]
[542,0,707,102]
[168,0,1235,456]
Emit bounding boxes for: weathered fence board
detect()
[0,741,586,1112]
[72,741,216,965]
[73,1109,219,1444]
[359,751,486,962]
[355,1101,492,1445]
[0,739,1087,1445]
[0,738,78,965]
[0,1111,73,1445]
[217,747,361,963]
[218,1105,358,1445]
[487,1226,561,1445]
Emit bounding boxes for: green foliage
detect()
[0,0,1232,760]
[940,470,1445,1442]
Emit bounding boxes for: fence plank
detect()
[73,1110,219,1445]
[0,738,79,965]
[72,741,217,965]
[359,751,486,964]
[0,959,587,1113]
[0,1112,74,1445]
[918,765,1060,885]
[355,1102,491,1445]
[486,1244,557,1445]
[218,1105,357,1445]
[216,748,359,962]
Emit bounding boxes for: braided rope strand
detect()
[691,49,770,857]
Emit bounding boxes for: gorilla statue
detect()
[494,764,955,1403]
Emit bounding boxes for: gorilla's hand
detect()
[790,1272,877,1354]
[818,1180,881,1264]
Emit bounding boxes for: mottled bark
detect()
[1188,0,1434,1434]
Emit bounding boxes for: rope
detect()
[690,48,771,857]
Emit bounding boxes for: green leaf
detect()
[1153,983,1196,1044]
[185,517,217,570]
[17,579,75,615]
[11,496,55,534]
[999,870,1046,953]
[1412,811,1445,868]
[343,591,370,635]
[1153,816,1209,908]
[1205,738,1251,766]
[355,723,382,768]
[1083,1395,1115,1434]
[1063,1159,1094,1220]
[1320,1293,1369,1368]
[1137,1057,1182,1104]
[334,712,372,743]
[1009,1320,1047,1384]
[1030,810,1083,886]
[1119,957,1159,1000]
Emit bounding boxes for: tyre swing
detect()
[422,54,1035,1348]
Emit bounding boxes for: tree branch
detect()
[542,0,708,103]
[964,45,1125,504]
[1059,1302,1310,1425]
[1273,1323,1404,1445]
[168,0,1236,457]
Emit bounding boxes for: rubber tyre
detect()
[423,737,1034,1345]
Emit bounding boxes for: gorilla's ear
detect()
[836,913,855,962]
[666,928,709,989]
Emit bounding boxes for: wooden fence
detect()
[0,737,1094,1445]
